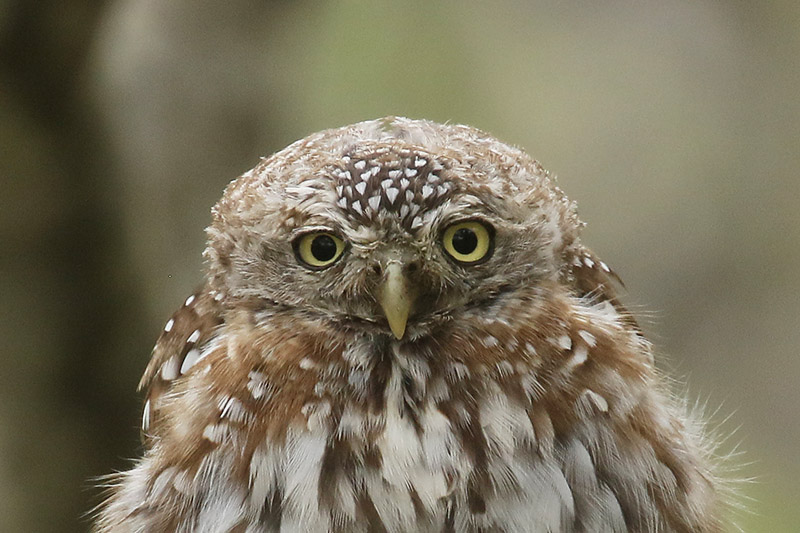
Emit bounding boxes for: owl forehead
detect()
[323,146,457,232]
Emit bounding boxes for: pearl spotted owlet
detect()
[95,117,726,532]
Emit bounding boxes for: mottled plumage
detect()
[95,117,725,532]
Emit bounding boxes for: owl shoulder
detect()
[138,286,224,440]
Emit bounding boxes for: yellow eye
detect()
[295,232,345,269]
[442,221,493,264]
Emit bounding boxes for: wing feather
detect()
[568,248,640,332]
[138,287,224,440]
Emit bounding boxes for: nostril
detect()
[405,262,420,274]
[371,264,383,276]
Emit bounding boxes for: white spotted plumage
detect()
[95,117,728,532]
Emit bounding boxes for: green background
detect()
[2,1,798,530]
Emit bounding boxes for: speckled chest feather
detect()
[94,117,726,533]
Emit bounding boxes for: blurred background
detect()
[1,0,798,530]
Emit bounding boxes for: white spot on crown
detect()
[330,150,454,229]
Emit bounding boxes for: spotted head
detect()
[204,117,581,339]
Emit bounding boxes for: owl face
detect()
[205,118,579,340]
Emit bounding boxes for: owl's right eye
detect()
[294,232,345,269]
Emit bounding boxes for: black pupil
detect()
[452,228,478,255]
[311,235,338,262]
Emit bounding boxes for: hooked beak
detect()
[377,262,416,339]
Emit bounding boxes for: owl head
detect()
[204,117,581,340]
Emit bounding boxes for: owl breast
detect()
[240,336,587,533]
[188,289,637,533]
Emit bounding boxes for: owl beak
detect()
[377,262,416,339]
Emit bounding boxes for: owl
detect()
[95,117,726,532]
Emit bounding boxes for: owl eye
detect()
[295,232,345,269]
[442,221,493,264]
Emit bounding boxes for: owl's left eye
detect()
[294,232,345,269]
[442,220,493,265]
